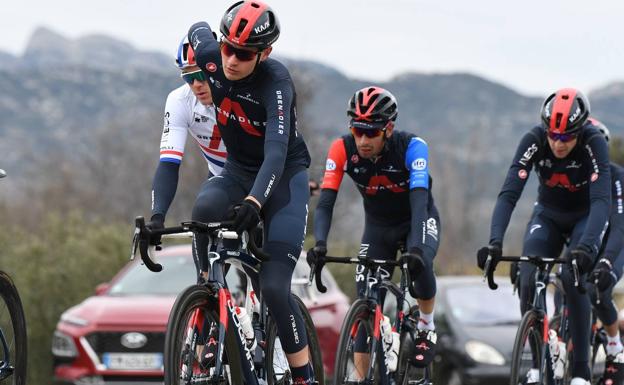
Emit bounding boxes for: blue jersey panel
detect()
[406,137,429,189]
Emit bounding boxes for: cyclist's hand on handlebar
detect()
[477,243,501,270]
[306,241,327,268]
[570,244,594,274]
[145,214,165,247]
[591,258,617,292]
[233,199,261,235]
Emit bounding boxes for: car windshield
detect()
[108,255,196,296]
[447,284,521,326]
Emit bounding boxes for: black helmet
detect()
[220,0,280,50]
[347,86,398,129]
[540,88,590,135]
[588,117,610,143]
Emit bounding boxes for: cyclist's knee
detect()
[192,192,229,222]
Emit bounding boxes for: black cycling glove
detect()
[145,213,165,246]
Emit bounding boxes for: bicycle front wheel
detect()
[164,285,242,385]
[510,310,545,385]
[333,299,381,385]
[266,294,325,385]
[0,271,27,385]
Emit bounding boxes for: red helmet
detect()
[588,117,610,143]
[540,88,590,135]
[347,87,398,129]
[220,1,280,50]
[175,36,196,69]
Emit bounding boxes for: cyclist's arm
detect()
[601,165,624,266]
[489,129,541,245]
[151,91,191,218]
[405,137,430,253]
[578,134,611,254]
[313,138,347,244]
[247,77,294,207]
[188,22,220,74]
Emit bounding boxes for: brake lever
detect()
[308,263,316,287]
[130,225,140,260]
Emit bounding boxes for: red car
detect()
[52,245,349,384]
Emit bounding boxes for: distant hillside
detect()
[1,27,624,262]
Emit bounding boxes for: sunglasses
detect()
[548,131,577,143]
[220,41,260,62]
[181,70,207,84]
[350,126,385,138]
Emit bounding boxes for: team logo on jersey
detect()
[206,62,217,72]
[530,224,542,234]
[591,173,599,182]
[326,159,336,171]
[412,158,427,171]
[351,154,360,164]
[426,218,438,241]
[518,169,528,179]
[519,143,539,166]
[163,112,170,133]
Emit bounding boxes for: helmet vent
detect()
[236,20,249,38]
[555,113,563,129]
[251,2,261,8]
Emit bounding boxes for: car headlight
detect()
[61,313,89,327]
[52,330,78,358]
[465,340,505,365]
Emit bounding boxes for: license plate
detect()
[102,353,163,370]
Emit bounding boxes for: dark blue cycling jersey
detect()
[188,23,310,206]
[314,130,439,254]
[603,162,624,265]
[490,123,611,254]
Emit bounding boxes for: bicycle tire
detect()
[333,299,380,385]
[510,310,544,385]
[0,271,27,385]
[164,285,242,385]
[266,294,325,385]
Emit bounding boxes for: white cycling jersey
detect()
[160,84,227,176]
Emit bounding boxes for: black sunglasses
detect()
[350,126,385,138]
[220,41,260,62]
[548,131,577,143]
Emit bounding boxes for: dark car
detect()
[52,245,349,384]
[384,275,520,385]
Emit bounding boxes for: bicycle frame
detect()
[132,217,271,385]
[184,230,269,385]
[314,255,420,384]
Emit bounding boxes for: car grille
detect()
[85,332,165,354]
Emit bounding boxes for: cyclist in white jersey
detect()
[147,36,227,242]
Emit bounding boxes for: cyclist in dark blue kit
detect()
[586,119,624,384]
[181,1,313,384]
[477,88,611,385]
[308,86,441,375]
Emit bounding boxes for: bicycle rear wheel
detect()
[333,299,382,385]
[266,294,325,385]
[0,271,27,385]
[510,310,545,385]
[164,285,242,385]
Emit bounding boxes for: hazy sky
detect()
[3,0,623,96]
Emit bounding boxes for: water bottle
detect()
[548,329,566,379]
[236,306,257,350]
[380,315,399,372]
